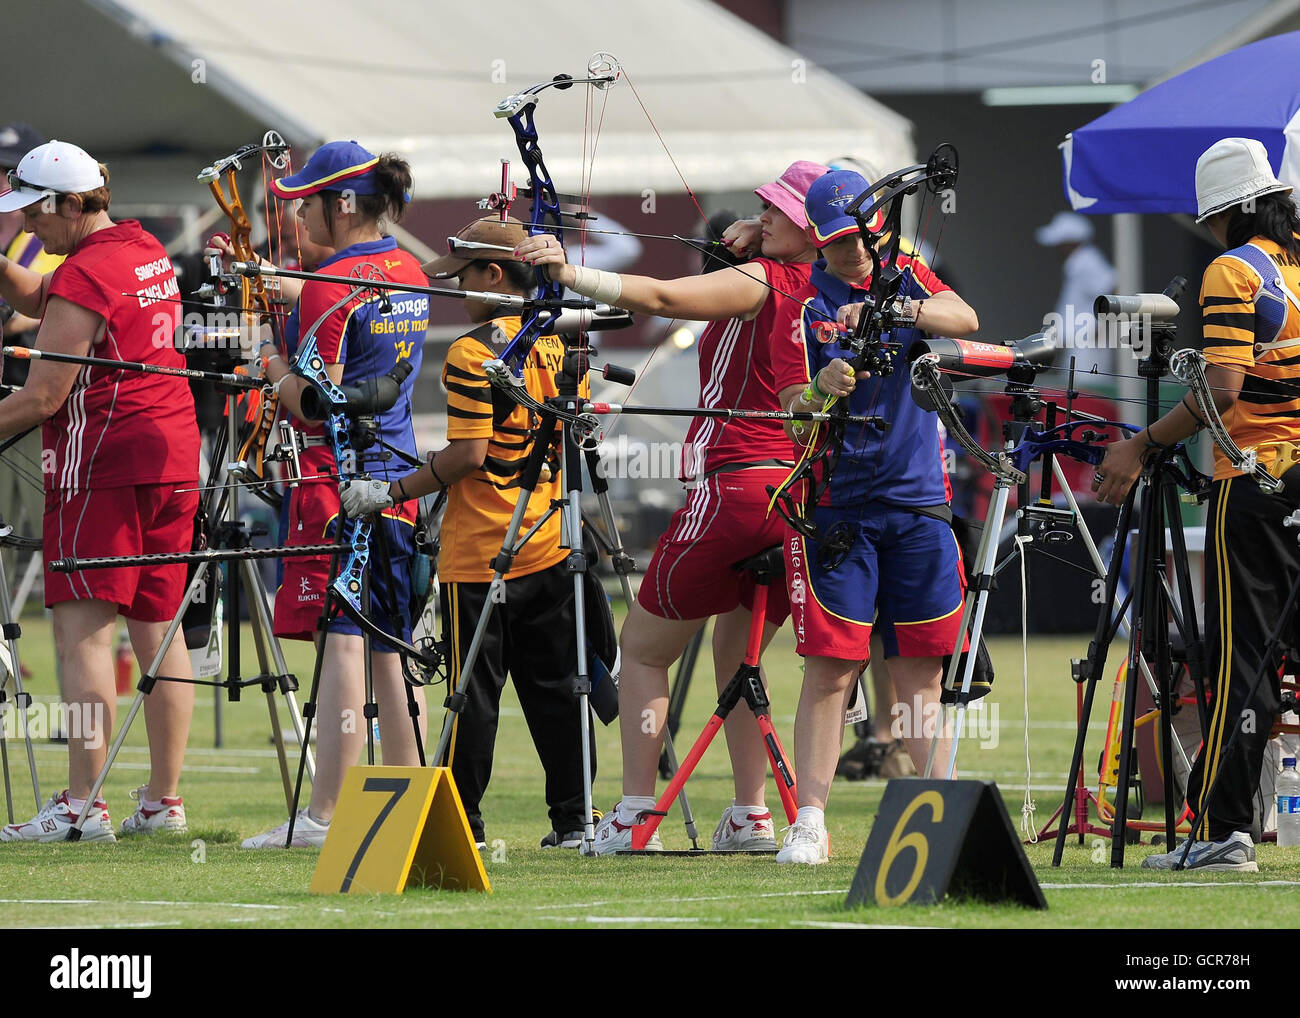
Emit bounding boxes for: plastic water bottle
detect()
[1278,758,1300,847]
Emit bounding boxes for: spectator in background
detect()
[0,124,63,344]
[1036,211,1117,381]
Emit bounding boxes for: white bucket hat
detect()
[0,140,104,213]
[1195,137,1293,223]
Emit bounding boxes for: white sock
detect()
[795,806,825,828]
[733,804,767,817]
[619,796,656,823]
[65,795,88,813]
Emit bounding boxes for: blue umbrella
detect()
[1063,31,1300,215]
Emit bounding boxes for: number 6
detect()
[874,790,944,906]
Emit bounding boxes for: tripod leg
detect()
[585,448,698,845]
[1112,476,1159,866]
[0,714,11,824]
[928,478,1011,779]
[239,557,316,804]
[662,627,703,774]
[0,549,40,812]
[1053,484,1136,866]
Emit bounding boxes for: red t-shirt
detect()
[680,259,815,480]
[42,220,199,492]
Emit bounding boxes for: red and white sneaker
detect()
[589,803,663,855]
[119,785,187,835]
[711,806,777,852]
[0,790,115,843]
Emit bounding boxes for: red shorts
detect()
[637,467,792,625]
[43,482,198,621]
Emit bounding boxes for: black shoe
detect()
[540,829,584,849]
[836,737,890,780]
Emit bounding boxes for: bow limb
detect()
[199,133,291,499]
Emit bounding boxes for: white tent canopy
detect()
[40,0,913,199]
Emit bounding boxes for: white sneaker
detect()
[0,790,115,843]
[120,785,187,835]
[241,809,330,849]
[588,803,663,855]
[776,818,829,864]
[712,806,777,851]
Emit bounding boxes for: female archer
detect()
[517,160,829,854]
[0,141,199,841]
[242,141,430,849]
[773,168,979,863]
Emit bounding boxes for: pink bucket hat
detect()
[754,160,829,230]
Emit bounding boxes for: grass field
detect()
[2,609,1299,932]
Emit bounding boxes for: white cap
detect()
[1195,137,1292,224]
[0,141,105,213]
[1035,211,1093,246]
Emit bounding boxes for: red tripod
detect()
[631,546,798,850]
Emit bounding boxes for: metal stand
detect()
[0,518,42,821]
[628,545,797,853]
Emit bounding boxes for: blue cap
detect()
[804,169,885,248]
[269,140,384,199]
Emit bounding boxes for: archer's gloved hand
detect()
[340,478,393,518]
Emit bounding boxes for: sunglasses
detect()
[446,236,516,256]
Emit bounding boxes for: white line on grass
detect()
[0,899,293,909]
[536,888,848,910]
[537,916,702,924]
[111,762,261,774]
[1041,880,1300,889]
[26,922,185,930]
[794,921,938,930]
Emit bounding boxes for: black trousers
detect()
[439,560,596,841]
[1186,477,1300,839]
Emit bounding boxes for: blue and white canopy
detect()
[1063,31,1300,215]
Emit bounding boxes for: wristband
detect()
[568,265,623,303]
[395,477,409,503]
[809,373,828,400]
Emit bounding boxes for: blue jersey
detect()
[284,236,428,481]
[800,250,951,509]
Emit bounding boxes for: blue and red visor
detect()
[269,140,382,198]
[805,169,885,248]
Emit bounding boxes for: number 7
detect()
[341,777,410,892]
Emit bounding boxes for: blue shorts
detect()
[786,504,965,662]
[275,486,417,651]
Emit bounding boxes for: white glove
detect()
[340,478,393,518]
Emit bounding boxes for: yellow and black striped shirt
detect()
[1200,234,1300,481]
[438,317,583,582]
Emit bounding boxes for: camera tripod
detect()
[1051,328,1210,867]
